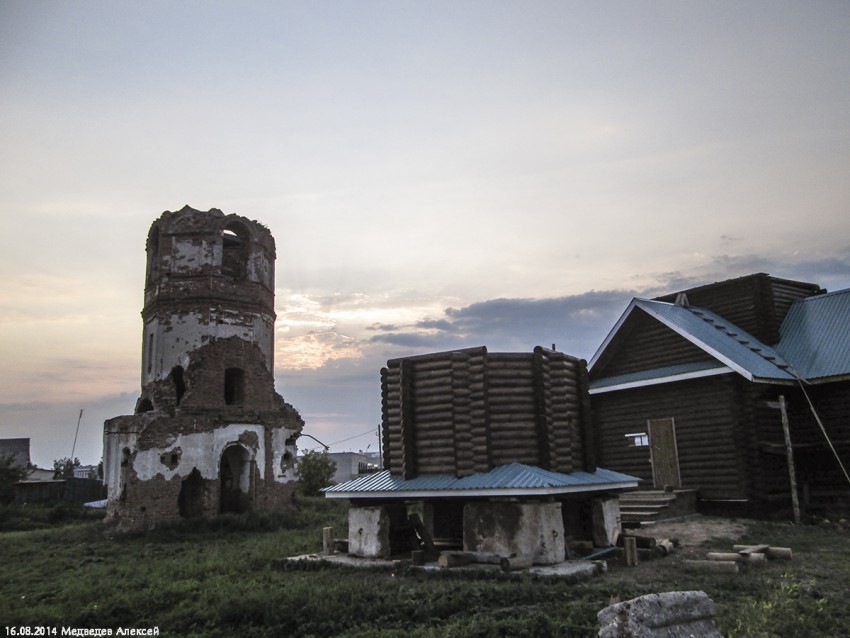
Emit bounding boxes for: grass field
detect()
[2,498,849,637]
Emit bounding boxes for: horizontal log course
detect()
[486,368,534,379]
[412,407,454,420]
[487,355,532,365]
[410,362,454,374]
[417,462,456,474]
[412,377,452,396]
[487,399,536,411]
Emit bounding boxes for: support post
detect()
[323,527,334,555]
[779,395,801,525]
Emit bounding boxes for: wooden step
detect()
[618,489,697,524]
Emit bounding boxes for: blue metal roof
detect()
[590,360,730,391]
[777,288,850,381]
[629,299,795,382]
[323,462,639,499]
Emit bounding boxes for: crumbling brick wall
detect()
[103,206,304,529]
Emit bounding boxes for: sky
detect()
[1,1,849,468]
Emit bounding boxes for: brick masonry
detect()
[103,206,304,529]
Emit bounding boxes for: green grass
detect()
[2,501,849,637]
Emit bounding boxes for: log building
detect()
[589,273,850,513]
[326,346,637,561]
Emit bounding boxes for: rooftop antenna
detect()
[71,409,83,461]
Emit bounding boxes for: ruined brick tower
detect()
[103,205,304,528]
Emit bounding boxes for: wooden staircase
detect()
[619,489,697,525]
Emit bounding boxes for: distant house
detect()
[73,465,99,480]
[326,452,380,485]
[589,273,850,509]
[25,467,56,482]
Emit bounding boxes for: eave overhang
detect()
[323,464,640,500]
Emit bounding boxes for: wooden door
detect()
[648,418,681,489]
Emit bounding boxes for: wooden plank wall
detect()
[598,310,716,379]
[592,375,750,499]
[381,346,591,478]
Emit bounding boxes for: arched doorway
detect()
[220,444,253,514]
[178,468,205,518]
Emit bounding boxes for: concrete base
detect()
[592,497,622,547]
[463,501,565,565]
[348,506,392,558]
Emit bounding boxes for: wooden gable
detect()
[591,307,716,380]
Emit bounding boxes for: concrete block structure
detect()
[103,206,304,528]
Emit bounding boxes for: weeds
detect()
[2,503,849,637]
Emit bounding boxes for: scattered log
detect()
[706,552,765,564]
[438,551,475,568]
[683,559,739,574]
[656,539,676,556]
[500,555,533,572]
[733,545,793,560]
[735,544,769,556]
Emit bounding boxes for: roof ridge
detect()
[685,304,792,371]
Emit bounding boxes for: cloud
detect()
[368,290,635,359]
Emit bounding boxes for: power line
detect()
[321,428,380,448]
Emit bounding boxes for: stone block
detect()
[597,590,721,638]
[463,501,565,564]
[348,506,392,558]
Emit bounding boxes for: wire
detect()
[327,428,380,448]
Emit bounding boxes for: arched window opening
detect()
[170,365,185,406]
[224,368,245,406]
[136,398,154,414]
[221,222,249,280]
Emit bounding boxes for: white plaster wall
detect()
[171,237,212,273]
[142,310,274,383]
[272,427,299,482]
[132,423,266,481]
[102,428,137,500]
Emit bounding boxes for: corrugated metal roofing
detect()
[590,360,730,391]
[323,462,639,498]
[634,300,795,382]
[777,288,850,381]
